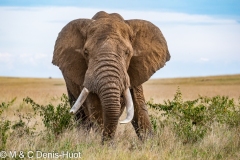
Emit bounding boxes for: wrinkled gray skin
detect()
[52,11,170,143]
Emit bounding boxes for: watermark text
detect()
[0,150,81,159]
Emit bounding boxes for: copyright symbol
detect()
[0,151,7,158]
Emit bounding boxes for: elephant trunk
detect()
[99,83,121,140]
[83,51,133,140]
[84,51,130,94]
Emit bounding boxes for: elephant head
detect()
[52,11,170,141]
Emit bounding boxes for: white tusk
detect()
[120,88,134,124]
[70,87,89,114]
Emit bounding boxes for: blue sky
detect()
[1,0,240,15]
[0,0,239,78]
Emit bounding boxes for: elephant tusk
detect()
[70,87,89,114]
[119,88,134,124]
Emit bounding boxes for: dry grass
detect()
[143,74,240,103]
[1,74,240,159]
[1,74,239,104]
[0,77,66,123]
[0,77,66,103]
[5,124,240,159]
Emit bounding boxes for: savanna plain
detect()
[0,75,240,159]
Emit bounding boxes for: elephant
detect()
[52,11,170,143]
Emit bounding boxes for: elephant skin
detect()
[52,11,170,143]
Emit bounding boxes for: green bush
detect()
[11,110,37,138]
[23,94,74,137]
[0,98,16,115]
[1,90,239,151]
[1,94,75,150]
[0,98,16,150]
[147,87,240,144]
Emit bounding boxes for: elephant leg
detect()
[130,85,152,140]
[67,87,92,131]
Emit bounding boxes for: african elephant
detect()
[52,11,170,143]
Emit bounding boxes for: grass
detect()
[147,74,240,85]
[0,74,240,159]
[143,74,240,103]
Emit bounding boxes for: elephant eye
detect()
[84,49,89,57]
[125,49,130,56]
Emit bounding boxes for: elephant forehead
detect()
[88,19,132,39]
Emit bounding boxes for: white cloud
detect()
[200,58,210,62]
[0,7,239,78]
[0,52,51,68]
[118,10,238,25]
[17,53,51,65]
[0,52,14,69]
[2,7,237,25]
[0,52,13,62]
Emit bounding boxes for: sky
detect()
[0,0,239,78]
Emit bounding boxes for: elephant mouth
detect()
[69,87,134,124]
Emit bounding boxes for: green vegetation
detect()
[0,98,16,150]
[23,94,74,137]
[0,88,239,159]
[148,87,240,144]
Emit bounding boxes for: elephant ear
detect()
[52,19,93,87]
[126,20,170,87]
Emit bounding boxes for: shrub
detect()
[11,110,37,138]
[147,87,240,144]
[23,94,74,137]
[0,98,16,115]
[1,94,75,150]
[0,98,16,150]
